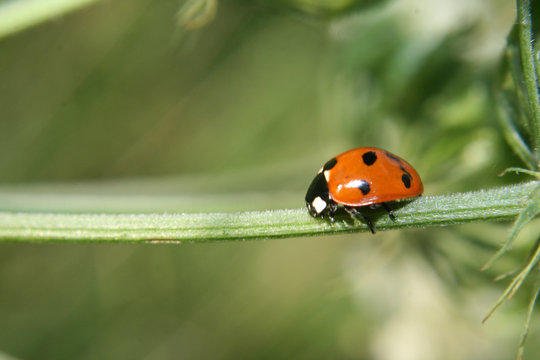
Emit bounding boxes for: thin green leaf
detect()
[517,261,540,360]
[483,236,540,324]
[506,29,534,135]
[482,182,540,270]
[536,44,540,84]
[0,0,103,39]
[497,90,537,169]
[500,167,540,179]
[517,0,540,157]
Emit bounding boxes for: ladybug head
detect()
[305,172,330,217]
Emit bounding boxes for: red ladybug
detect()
[305,147,423,233]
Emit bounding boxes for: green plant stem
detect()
[517,0,540,159]
[0,182,537,243]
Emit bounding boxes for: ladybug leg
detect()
[345,206,375,234]
[328,202,338,223]
[382,203,396,221]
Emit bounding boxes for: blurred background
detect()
[0,0,539,359]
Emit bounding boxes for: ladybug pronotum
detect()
[305,147,423,233]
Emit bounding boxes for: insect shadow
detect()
[330,200,413,234]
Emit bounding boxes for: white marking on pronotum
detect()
[323,170,331,182]
[312,196,327,214]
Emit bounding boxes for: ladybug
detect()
[305,147,423,233]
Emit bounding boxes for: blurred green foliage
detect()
[0,0,538,359]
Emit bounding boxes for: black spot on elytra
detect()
[384,151,403,164]
[323,158,337,171]
[401,174,411,188]
[362,151,377,166]
[358,180,370,195]
[399,165,411,177]
[385,152,413,188]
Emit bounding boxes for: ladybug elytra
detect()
[305,147,423,233]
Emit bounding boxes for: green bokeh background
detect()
[0,0,538,359]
